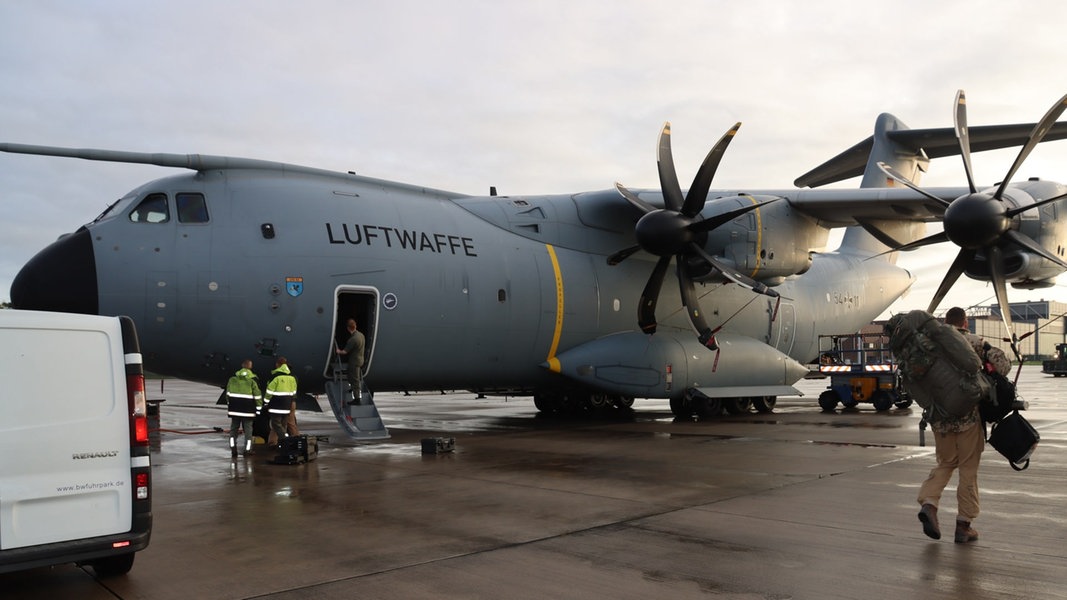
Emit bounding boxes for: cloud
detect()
[3,0,1067,321]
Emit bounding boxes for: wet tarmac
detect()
[3,365,1066,599]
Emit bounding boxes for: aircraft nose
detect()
[11,227,99,314]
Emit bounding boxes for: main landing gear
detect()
[533,389,634,416]
[669,388,776,419]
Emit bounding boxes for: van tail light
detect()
[135,472,150,500]
[128,371,148,445]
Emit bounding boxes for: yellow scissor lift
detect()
[816,333,912,411]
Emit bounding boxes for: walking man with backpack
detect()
[917,307,1010,544]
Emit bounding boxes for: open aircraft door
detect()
[327,287,379,378]
[322,286,388,440]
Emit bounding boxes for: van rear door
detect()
[0,311,145,558]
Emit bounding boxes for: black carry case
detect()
[271,434,318,465]
[987,411,1039,471]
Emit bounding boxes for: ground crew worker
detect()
[226,359,262,457]
[336,318,365,405]
[265,357,299,447]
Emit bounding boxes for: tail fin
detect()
[837,113,931,260]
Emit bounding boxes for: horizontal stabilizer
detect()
[795,119,1067,188]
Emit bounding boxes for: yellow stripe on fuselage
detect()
[545,244,564,373]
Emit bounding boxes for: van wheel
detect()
[89,552,135,577]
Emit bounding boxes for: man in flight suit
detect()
[336,318,365,405]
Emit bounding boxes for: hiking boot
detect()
[955,520,978,544]
[918,504,941,540]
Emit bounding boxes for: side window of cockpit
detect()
[129,193,170,223]
[176,193,209,223]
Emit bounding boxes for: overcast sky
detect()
[4,1,1067,320]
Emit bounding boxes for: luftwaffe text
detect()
[326,223,477,257]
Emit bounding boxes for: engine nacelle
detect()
[698,194,826,284]
[547,330,809,400]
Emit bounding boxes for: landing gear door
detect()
[327,287,379,379]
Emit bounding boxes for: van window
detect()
[176,193,209,223]
[129,193,170,223]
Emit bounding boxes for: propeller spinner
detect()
[609,122,777,349]
[878,90,1067,346]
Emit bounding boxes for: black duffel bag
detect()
[987,410,1039,471]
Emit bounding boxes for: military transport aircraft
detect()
[6,91,1067,436]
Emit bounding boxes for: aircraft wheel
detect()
[753,396,776,413]
[534,390,565,415]
[872,391,893,412]
[588,393,611,409]
[723,397,752,415]
[613,396,635,410]
[670,395,694,419]
[694,395,723,418]
[818,390,839,411]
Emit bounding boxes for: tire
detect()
[872,391,893,412]
[753,396,776,413]
[670,395,694,419]
[89,552,135,577]
[723,397,752,415]
[694,395,723,418]
[818,390,839,411]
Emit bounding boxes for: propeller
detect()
[878,90,1067,346]
[609,122,778,349]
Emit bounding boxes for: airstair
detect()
[324,365,389,440]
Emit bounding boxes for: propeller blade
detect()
[656,123,685,212]
[681,122,741,218]
[876,162,952,208]
[889,230,950,253]
[927,248,976,313]
[995,92,1067,200]
[954,90,978,194]
[689,243,779,298]
[606,244,642,266]
[614,182,657,214]
[988,245,1015,339]
[1004,190,1067,219]
[638,255,672,334]
[676,256,715,347]
[687,197,777,234]
[1004,230,1067,270]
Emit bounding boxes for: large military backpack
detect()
[886,310,990,419]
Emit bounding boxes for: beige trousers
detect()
[917,422,984,521]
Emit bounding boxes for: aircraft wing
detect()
[779,187,964,227]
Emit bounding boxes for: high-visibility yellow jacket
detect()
[265,364,298,415]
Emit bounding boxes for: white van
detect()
[0,310,152,576]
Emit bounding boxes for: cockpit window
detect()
[176,193,209,223]
[129,193,170,223]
